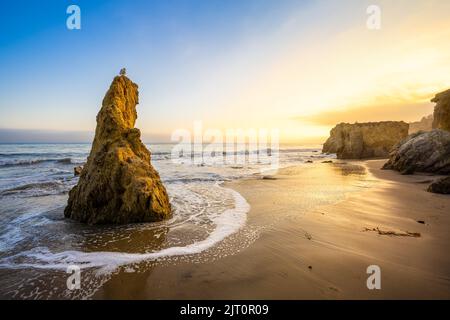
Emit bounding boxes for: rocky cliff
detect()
[322,121,409,159]
[432,89,450,131]
[65,74,171,224]
[382,88,450,179]
[409,114,433,134]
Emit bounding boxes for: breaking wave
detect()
[0,157,82,167]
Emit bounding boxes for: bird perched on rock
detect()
[120,68,126,76]
[64,74,172,224]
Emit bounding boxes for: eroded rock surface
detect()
[322,122,409,159]
[428,176,450,194]
[65,75,171,224]
[383,89,450,179]
[382,130,450,175]
[74,166,83,176]
[432,89,450,131]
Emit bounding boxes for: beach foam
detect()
[0,186,250,274]
[0,143,332,298]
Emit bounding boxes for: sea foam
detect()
[0,186,250,274]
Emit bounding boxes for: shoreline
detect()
[94,159,450,299]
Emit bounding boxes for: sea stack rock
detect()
[432,89,450,131]
[322,121,409,159]
[65,74,171,224]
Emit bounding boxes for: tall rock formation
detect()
[432,89,450,131]
[65,74,171,224]
[322,121,409,159]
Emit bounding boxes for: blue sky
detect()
[0,0,313,138]
[1,0,450,142]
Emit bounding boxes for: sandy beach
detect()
[3,1,450,308]
[94,160,450,299]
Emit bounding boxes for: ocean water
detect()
[0,143,332,298]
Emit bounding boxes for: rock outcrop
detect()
[382,129,450,174]
[65,74,171,224]
[432,89,450,131]
[74,166,83,176]
[383,88,450,178]
[428,176,450,194]
[409,115,433,134]
[322,121,409,159]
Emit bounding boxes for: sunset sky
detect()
[1,0,450,143]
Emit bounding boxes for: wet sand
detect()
[95,160,450,299]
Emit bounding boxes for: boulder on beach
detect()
[383,88,450,177]
[64,73,172,224]
[382,129,450,175]
[428,176,450,194]
[432,89,450,131]
[322,121,409,159]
